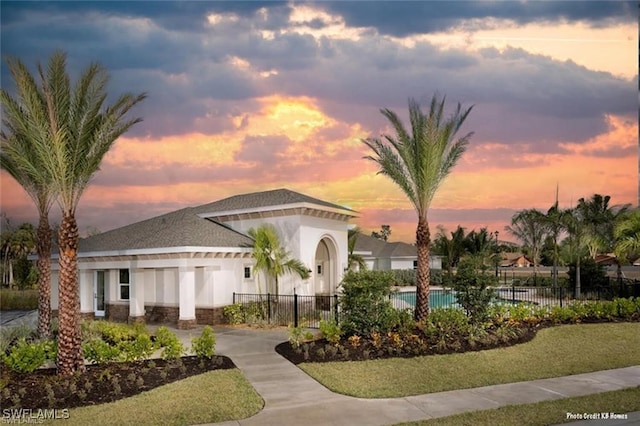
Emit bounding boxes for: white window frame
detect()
[119,269,130,300]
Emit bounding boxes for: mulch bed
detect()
[0,355,235,410]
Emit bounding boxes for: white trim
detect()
[49,246,253,260]
[197,202,356,219]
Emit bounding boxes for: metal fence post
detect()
[559,287,563,308]
[233,292,236,304]
[294,293,299,328]
[511,283,516,305]
[267,293,271,324]
[333,294,339,323]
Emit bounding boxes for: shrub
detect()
[0,289,38,310]
[288,324,307,350]
[338,270,398,336]
[118,334,155,361]
[452,258,497,324]
[613,297,638,319]
[319,320,341,344]
[0,324,34,354]
[567,257,609,293]
[2,338,52,373]
[83,338,120,364]
[154,326,184,360]
[422,308,470,341]
[223,303,243,325]
[191,326,216,358]
[86,321,149,345]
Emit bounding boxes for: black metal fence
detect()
[233,280,640,328]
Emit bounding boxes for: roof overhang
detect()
[198,202,357,222]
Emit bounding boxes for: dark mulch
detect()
[0,355,235,410]
[277,323,545,365]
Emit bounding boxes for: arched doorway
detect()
[314,237,337,297]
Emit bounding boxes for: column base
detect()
[128,315,146,325]
[177,319,197,330]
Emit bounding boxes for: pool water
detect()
[393,291,458,309]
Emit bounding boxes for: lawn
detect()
[44,369,263,425]
[299,322,640,398]
[397,386,640,426]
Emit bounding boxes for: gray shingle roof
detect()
[78,207,253,253]
[353,233,416,258]
[193,188,355,215]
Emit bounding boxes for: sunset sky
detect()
[1,1,637,244]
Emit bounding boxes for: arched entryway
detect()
[314,237,338,297]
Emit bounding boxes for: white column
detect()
[129,268,145,321]
[144,269,156,305]
[178,266,196,329]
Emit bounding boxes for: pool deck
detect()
[2,311,639,426]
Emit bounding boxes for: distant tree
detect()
[432,225,466,284]
[505,209,548,283]
[613,209,640,281]
[371,225,392,241]
[577,194,630,259]
[561,207,589,298]
[362,95,473,321]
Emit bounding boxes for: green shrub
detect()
[118,334,155,361]
[191,326,216,358]
[86,321,149,345]
[154,326,184,360]
[287,324,313,349]
[392,309,416,335]
[613,298,638,318]
[550,305,579,323]
[338,270,398,336]
[452,259,497,324]
[0,324,34,354]
[319,320,341,344]
[223,303,243,324]
[82,338,120,364]
[2,338,52,373]
[422,308,470,341]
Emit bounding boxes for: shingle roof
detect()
[353,233,416,257]
[193,188,355,215]
[78,207,253,253]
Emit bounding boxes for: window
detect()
[413,260,418,270]
[119,269,130,300]
[317,264,323,275]
[243,266,252,279]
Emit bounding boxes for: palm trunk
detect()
[56,210,84,375]
[575,257,581,299]
[414,217,431,321]
[37,214,52,339]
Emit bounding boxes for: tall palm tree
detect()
[543,187,564,287]
[363,95,474,321]
[505,209,548,283]
[562,206,589,298]
[2,62,59,338]
[247,224,310,296]
[577,194,630,259]
[433,225,467,284]
[1,51,145,375]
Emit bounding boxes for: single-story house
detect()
[500,253,533,268]
[352,233,442,271]
[594,253,617,266]
[48,189,356,328]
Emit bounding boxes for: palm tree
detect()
[505,209,548,283]
[363,95,474,321]
[347,227,367,271]
[247,224,310,296]
[577,194,630,259]
[543,188,564,287]
[613,209,640,281]
[1,51,146,375]
[561,207,589,298]
[432,225,466,284]
[2,62,59,338]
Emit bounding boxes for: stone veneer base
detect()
[177,319,197,330]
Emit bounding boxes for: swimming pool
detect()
[392,290,458,309]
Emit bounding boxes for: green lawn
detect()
[45,369,263,425]
[397,386,640,426]
[300,322,640,398]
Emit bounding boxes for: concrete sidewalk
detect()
[189,326,640,426]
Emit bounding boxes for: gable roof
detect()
[77,207,253,253]
[193,188,355,216]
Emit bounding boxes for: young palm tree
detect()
[561,206,589,298]
[1,51,146,375]
[247,224,310,296]
[363,95,474,321]
[347,227,367,271]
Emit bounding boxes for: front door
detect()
[94,271,106,317]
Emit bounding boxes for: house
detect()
[352,233,442,271]
[500,253,532,268]
[48,189,356,329]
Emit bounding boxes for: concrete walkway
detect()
[2,313,639,425]
[192,326,640,426]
